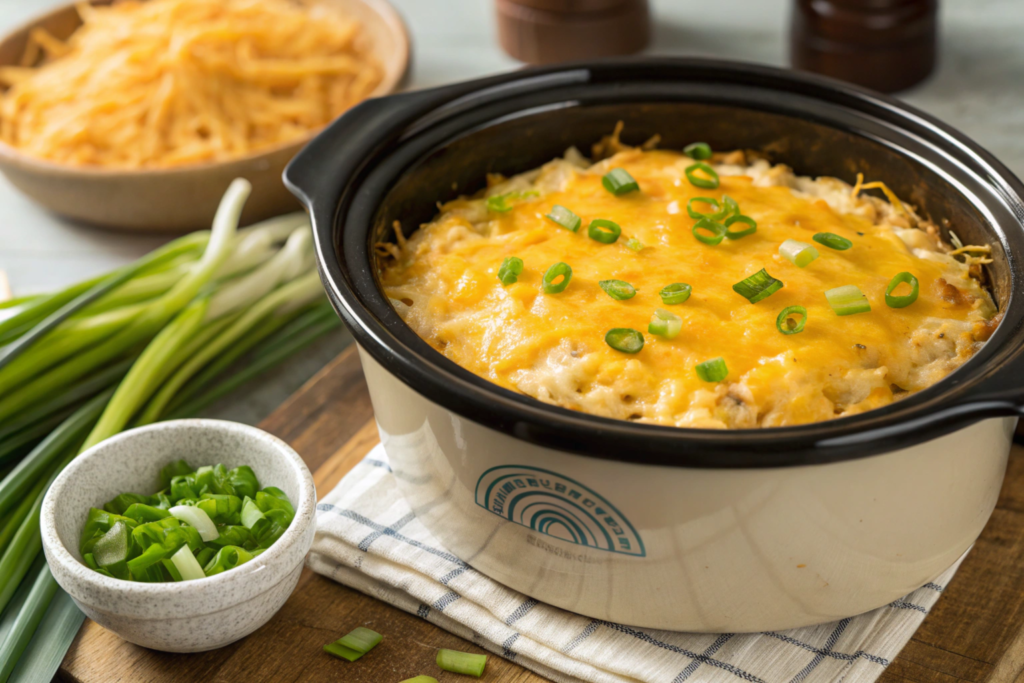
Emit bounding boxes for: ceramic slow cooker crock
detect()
[285,58,1024,632]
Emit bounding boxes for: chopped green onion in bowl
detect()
[542,262,573,294]
[779,239,819,267]
[497,256,524,286]
[685,162,719,189]
[826,284,871,315]
[776,306,808,335]
[733,269,783,304]
[437,648,488,677]
[599,279,637,300]
[545,204,581,232]
[813,232,853,250]
[885,272,919,308]
[684,142,713,160]
[724,214,757,239]
[648,309,682,339]
[605,328,644,353]
[660,283,692,305]
[324,627,382,662]
[695,357,728,382]
[588,219,622,244]
[602,168,640,195]
[692,218,726,246]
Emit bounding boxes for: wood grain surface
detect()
[58,346,1024,683]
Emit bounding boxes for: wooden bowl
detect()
[0,0,409,232]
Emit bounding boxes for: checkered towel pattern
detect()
[307,444,960,683]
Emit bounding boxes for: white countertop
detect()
[1,0,1022,293]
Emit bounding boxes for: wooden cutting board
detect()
[57,345,1024,682]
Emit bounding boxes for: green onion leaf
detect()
[542,262,573,294]
[659,283,692,305]
[169,544,206,581]
[732,268,783,303]
[497,257,524,286]
[724,214,757,239]
[588,219,622,244]
[813,232,853,250]
[684,142,713,160]
[779,239,819,267]
[602,168,640,195]
[685,162,720,189]
[686,197,725,220]
[437,649,488,678]
[605,328,644,353]
[695,357,728,382]
[545,205,581,232]
[776,306,808,335]
[324,627,383,662]
[599,279,637,300]
[648,309,682,339]
[692,218,726,246]
[825,285,871,315]
[625,237,644,252]
[486,190,537,213]
[885,272,919,308]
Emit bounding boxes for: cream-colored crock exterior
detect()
[358,347,1012,632]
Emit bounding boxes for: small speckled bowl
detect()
[40,419,316,653]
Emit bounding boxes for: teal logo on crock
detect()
[475,466,645,557]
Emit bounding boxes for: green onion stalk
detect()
[0,179,342,682]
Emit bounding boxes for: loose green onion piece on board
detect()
[498,256,524,286]
[599,279,637,300]
[437,649,488,678]
[733,268,783,303]
[813,232,853,250]
[684,142,713,160]
[724,214,757,239]
[826,285,871,315]
[170,544,207,581]
[692,218,726,246]
[545,205,582,232]
[588,219,622,244]
[324,627,383,662]
[399,678,439,683]
[885,272,919,308]
[685,162,720,189]
[660,282,692,305]
[686,197,725,220]
[542,262,573,294]
[602,168,640,195]
[779,239,819,268]
[625,237,644,252]
[776,306,808,335]
[605,328,644,353]
[648,309,682,339]
[721,195,739,217]
[695,357,728,382]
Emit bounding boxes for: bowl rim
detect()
[40,418,316,607]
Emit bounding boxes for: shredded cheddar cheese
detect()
[0,0,382,168]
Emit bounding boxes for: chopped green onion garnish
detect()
[885,272,919,308]
[685,162,720,189]
[692,218,726,246]
[660,282,692,305]
[721,195,739,217]
[825,285,871,315]
[588,219,621,244]
[732,268,783,303]
[686,197,725,220]
[599,279,637,300]
[779,239,819,268]
[776,306,808,335]
[169,544,206,581]
[324,627,383,662]
[437,649,488,678]
[724,214,757,239]
[625,237,644,252]
[542,262,572,294]
[498,256,524,286]
[684,142,713,160]
[602,168,640,195]
[545,205,581,232]
[605,328,644,353]
[695,357,728,382]
[400,678,439,683]
[813,232,853,250]
[648,309,682,339]
[486,190,537,213]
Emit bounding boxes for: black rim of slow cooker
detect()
[292,57,1024,469]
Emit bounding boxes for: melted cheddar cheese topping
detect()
[380,147,996,428]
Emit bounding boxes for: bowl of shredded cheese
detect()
[0,0,408,231]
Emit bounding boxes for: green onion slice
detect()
[169,544,206,581]
[779,239,819,268]
[93,520,130,568]
[602,168,640,195]
[685,162,720,189]
[324,627,383,662]
[721,195,739,218]
[599,279,637,300]
[588,219,622,244]
[545,205,581,232]
[625,237,644,252]
[437,649,488,678]
[169,504,219,542]
[542,262,573,294]
[695,357,728,382]
[648,309,682,339]
[692,218,726,246]
[660,282,692,305]
[732,268,783,303]
[724,214,757,239]
[686,197,725,220]
[885,272,919,308]
[400,678,440,683]
[498,256,524,286]
[826,284,871,316]
[605,328,644,353]
[776,306,808,335]
[684,142,713,160]
[813,232,853,250]
[486,190,538,213]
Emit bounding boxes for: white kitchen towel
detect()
[307,444,961,683]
